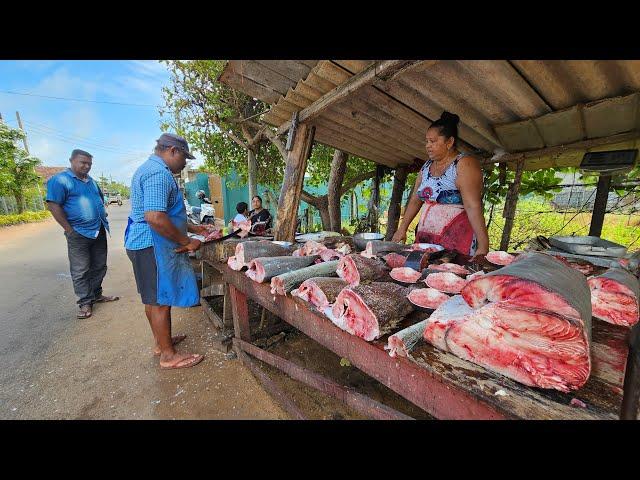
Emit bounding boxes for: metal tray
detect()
[548,236,627,258]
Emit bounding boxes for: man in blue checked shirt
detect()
[125,133,211,370]
[46,149,120,319]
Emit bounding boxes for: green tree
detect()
[0,123,42,213]
[160,60,378,230]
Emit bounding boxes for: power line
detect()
[22,120,149,156]
[0,90,159,108]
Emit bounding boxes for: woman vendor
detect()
[248,195,273,235]
[392,111,489,258]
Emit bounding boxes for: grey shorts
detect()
[126,247,159,306]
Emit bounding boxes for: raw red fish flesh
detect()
[383,252,408,269]
[386,319,428,357]
[227,255,244,271]
[389,267,422,284]
[424,252,593,392]
[246,256,318,283]
[270,260,339,296]
[466,270,485,282]
[425,272,467,294]
[336,254,389,287]
[318,248,343,262]
[485,251,515,266]
[232,219,252,238]
[588,269,639,327]
[204,229,223,242]
[291,277,348,310]
[331,282,413,341]
[429,263,470,276]
[423,295,474,351]
[361,240,407,258]
[410,243,443,253]
[407,288,449,310]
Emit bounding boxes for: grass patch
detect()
[0,210,51,227]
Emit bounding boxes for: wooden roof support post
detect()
[499,159,524,251]
[588,174,612,238]
[385,166,408,241]
[369,165,384,233]
[274,123,315,241]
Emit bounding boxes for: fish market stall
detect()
[201,236,640,420]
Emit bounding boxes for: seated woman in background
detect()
[248,195,273,235]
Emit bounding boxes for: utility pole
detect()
[16,111,45,211]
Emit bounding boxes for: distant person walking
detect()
[125,133,208,370]
[46,149,120,319]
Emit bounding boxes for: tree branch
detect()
[262,128,288,160]
[339,170,376,196]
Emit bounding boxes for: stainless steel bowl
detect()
[353,232,385,251]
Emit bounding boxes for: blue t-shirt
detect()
[125,155,181,250]
[46,169,110,239]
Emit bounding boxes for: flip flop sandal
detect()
[160,354,205,370]
[94,295,120,303]
[153,335,187,356]
[77,307,92,319]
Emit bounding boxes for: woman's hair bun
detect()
[439,111,460,126]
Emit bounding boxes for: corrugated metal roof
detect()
[219,60,640,170]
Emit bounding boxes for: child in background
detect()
[233,202,248,224]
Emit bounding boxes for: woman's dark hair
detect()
[252,195,263,204]
[428,111,460,145]
[236,202,248,214]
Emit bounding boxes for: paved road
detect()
[0,201,287,419]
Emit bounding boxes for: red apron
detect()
[415,201,475,255]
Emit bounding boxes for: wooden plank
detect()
[253,60,314,83]
[218,68,282,105]
[235,338,413,420]
[313,117,406,166]
[313,60,352,87]
[313,129,397,168]
[200,297,224,329]
[499,159,524,251]
[230,284,251,342]
[396,72,503,148]
[491,131,640,165]
[588,174,612,237]
[276,61,420,135]
[230,60,296,96]
[274,123,315,241]
[235,347,307,420]
[332,60,375,74]
[222,283,234,329]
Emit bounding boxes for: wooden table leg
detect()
[222,283,234,330]
[229,284,251,341]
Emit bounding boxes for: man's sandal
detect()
[77,305,92,319]
[160,353,205,370]
[93,295,120,303]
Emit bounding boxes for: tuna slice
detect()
[383,252,409,269]
[291,277,348,311]
[462,252,591,325]
[362,240,407,258]
[423,295,474,350]
[588,269,640,327]
[331,282,414,341]
[270,260,339,296]
[336,254,389,287]
[227,255,244,271]
[466,270,485,282]
[390,267,422,284]
[429,262,471,276]
[485,251,515,266]
[246,256,318,283]
[425,272,467,294]
[407,288,450,310]
[403,251,430,271]
[444,303,591,392]
[386,319,429,357]
[421,252,593,392]
[235,241,290,267]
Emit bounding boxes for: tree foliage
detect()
[0,123,42,213]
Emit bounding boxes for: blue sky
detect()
[0,60,203,183]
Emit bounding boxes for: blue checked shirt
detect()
[125,155,180,250]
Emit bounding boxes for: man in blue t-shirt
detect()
[46,149,120,319]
